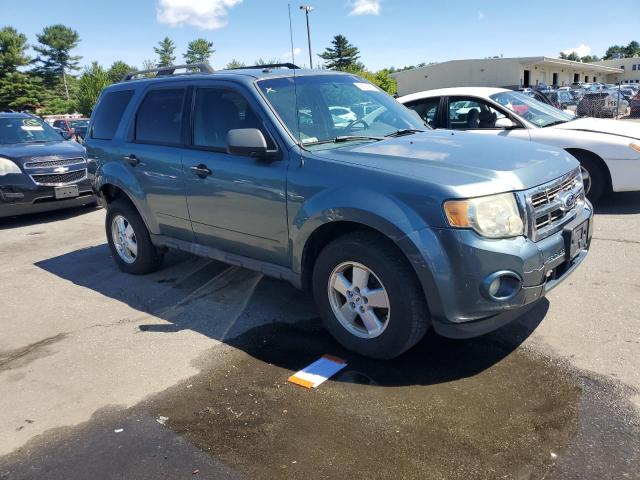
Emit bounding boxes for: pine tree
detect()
[107,60,136,83]
[32,24,81,100]
[184,38,215,65]
[154,37,176,67]
[0,72,46,111]
[0,26,31,77]
[318,35,363,71]
[225,59,246,69]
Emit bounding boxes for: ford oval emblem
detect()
[560,192,576,211]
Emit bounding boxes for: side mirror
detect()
[227,128,269,157]
[495,117,517,129]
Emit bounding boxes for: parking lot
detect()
[0,187,639,479]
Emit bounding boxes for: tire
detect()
[572,153,607,203]
[312,231,430,359]
[106,198,164,274]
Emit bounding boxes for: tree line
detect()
[558,40,640,63]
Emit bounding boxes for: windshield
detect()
[0,117,64,144]
[257,74,426,148]
[490,91,574,128]
[69,119,89,128]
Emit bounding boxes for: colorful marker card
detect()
[288,355,347,389]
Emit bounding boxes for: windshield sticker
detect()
[354,82,379,92]
[21,119,44,131]
[301,137,319,144]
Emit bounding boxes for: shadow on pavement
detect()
[0,204,100,230]
[596,191,640,215]
[35,242,548,388]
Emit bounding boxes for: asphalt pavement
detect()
[0,189,639,479]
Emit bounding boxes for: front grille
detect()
[30,169,87,186]
[525,168,584,241]
[24,157,86,169]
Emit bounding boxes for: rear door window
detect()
[134,88,185,145]
[405,98,440,127]
[90,90,134,140]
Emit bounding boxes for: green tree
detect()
[76,62,111,116]
[319,35,364,71]
[253,57,280,66]
[559,51,580,62]
[0,72,46,111]
[580,55,600,63]
[624,41,640,58]
[32,24,81,100]
[39,97,78,115]
[348,69,397,95]
[184,38,215,65]
[107,60,135,82]
[225,58,246,69]
[0,26,30,77]
[603,45,625,60]
[154,37,176,67]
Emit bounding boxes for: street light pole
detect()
[300,5,314,69]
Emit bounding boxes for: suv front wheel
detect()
[106,198,164,274]
[312,232,430,359]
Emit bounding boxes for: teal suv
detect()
[86,64,593,359]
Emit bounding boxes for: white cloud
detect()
[348,0,381,16]
[157,0,243,30]
[477,11,485,20]
[283,47,303,59]
[562,43,592,58]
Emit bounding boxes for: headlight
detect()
[0,157,21,176]
[630,142,640,154]
[443,192,524,239]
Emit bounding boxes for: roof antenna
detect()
[288,3,303,165]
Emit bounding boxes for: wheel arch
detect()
[565,148,612,193]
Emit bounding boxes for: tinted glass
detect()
[0,117,64,144]
[490,91,574,127]
[447,97,506,129]
[91,90,134,140]
[135,89,184,145]
[406,98,440,127]
[192,88,274,150]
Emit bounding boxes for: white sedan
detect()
[399,87,640,202]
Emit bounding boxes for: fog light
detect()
[481,271,523,301]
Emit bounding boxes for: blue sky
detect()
[0,0,636,72]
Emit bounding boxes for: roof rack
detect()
[229,63,300,71]
[121,63,214,82]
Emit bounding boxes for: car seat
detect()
[466,108,480,128]
[478,107,497,128]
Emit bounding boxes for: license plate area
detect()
[54,185,79,200]
[564,220,589,260]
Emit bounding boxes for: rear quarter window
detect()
[90,90,134,140]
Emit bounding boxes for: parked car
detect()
[52,118,90,141]
[577,91,621,118]
[399,87,640,202]
[548,90,578,110]
[329,106,357,127]
[0,112,95,218]
[86,65,592,359]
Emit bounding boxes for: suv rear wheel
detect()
[106,198,164,274]
[312,232,430,359]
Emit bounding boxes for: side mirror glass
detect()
[495,117,516,129]
[227,128,269,157]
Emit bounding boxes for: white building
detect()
[391,57,623,96]
[594,57,640,85]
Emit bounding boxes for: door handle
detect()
[123,154,139,166]
[190,164,212,178]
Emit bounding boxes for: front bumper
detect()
[0,176,95,218]
[400,201,593,338]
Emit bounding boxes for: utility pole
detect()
[300,5,314,69]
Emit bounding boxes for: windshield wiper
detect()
[384,129,426,137]
[303,135,384,146]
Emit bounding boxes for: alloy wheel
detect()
[111,214,138,264]
[327,261,390,339]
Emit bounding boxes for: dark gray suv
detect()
[86,64,593,359]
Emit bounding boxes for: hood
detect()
[0,141,85,165]
[312,130,578,198]
[549,117,640,140]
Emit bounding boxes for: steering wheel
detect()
[345,118,369,132]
